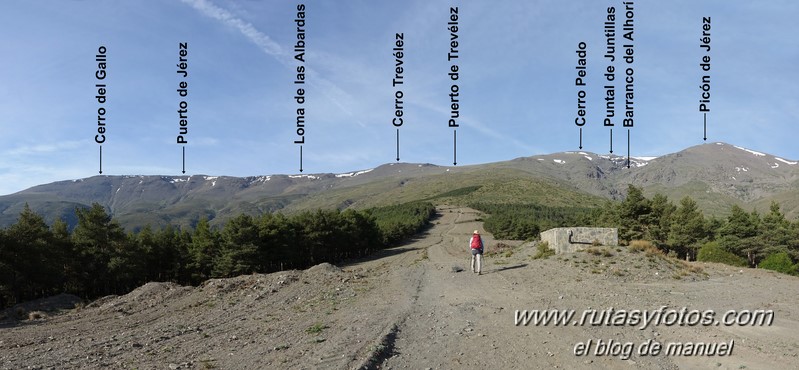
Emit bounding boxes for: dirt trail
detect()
[360,207,798,369]
[377,206,535,368]
[374,207,677,369]
[1,206,798,369]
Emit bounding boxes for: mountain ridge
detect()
[2,142,798,229]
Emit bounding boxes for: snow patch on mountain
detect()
[733,145,766,157]
[336,168,374,178]
[289,174,320,180]
[249,176,271,184]
[624,157,655,168]
[595,155,653,168]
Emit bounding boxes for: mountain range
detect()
[1,142,797,230]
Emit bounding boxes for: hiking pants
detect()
[471,248,483,273]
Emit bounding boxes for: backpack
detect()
[470,235,483,249]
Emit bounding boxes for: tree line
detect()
[469,202,598,240]
[0,202,436,308]
[475,185,799,274]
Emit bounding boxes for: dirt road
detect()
[354,206,799,369]
[1,207,797,369]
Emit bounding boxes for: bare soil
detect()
[1,206,797,369]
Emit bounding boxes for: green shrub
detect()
[306,322,328,334]
[697,241,747,267]
[628,240,661,256]
[759,252,797,275]
[585,247,602,256]
[532,241,555,259]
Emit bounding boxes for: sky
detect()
[0,0,797,195]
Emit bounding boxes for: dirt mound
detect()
[126,282,185,301]
[173,262,343,303]
[303,262,347,282]
[306,262,342,274]
[91,282,193,313]
[556,246,708,283]
[200,271,302,298]
[84,295,118,309]
[0,293,82,322]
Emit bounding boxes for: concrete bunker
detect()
[539,227,618,254]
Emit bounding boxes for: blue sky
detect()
[0,0,797,195]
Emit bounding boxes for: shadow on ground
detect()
[486,263,528,274]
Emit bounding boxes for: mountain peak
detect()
[680,142,798,165]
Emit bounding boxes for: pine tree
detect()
[596,200,621,229]
[668,197,706,260]
[721,205,758,239]
[705,217,724,241]
[789,221,799,261]
[215,214,259,277]
[5,204,59,302]
[339,209,381,259]
[0,227,15,307]
[154,225,189,282]
[719,205,761,266]
[51,219,78,294]
[758,201,791,256]
[618,185,652,243]
[136,225,159,281]
[258,213,297,271]
[187,218,219,282]
[647,193,676,249]
[72,203,127,296]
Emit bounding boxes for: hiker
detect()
[470,230,484,275]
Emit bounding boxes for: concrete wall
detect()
[539,227,618,254]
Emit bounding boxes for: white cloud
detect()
[0,164,88,196]
[180,0,285,59]
[3,141,83,157]
[192,137,220,146]
[180,0,359,123]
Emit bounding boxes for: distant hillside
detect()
[0,163,604,230]
[491,142,799,218]
[620,143,799,217]
[1,142,797,230]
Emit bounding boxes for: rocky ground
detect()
[1,206,797,369]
